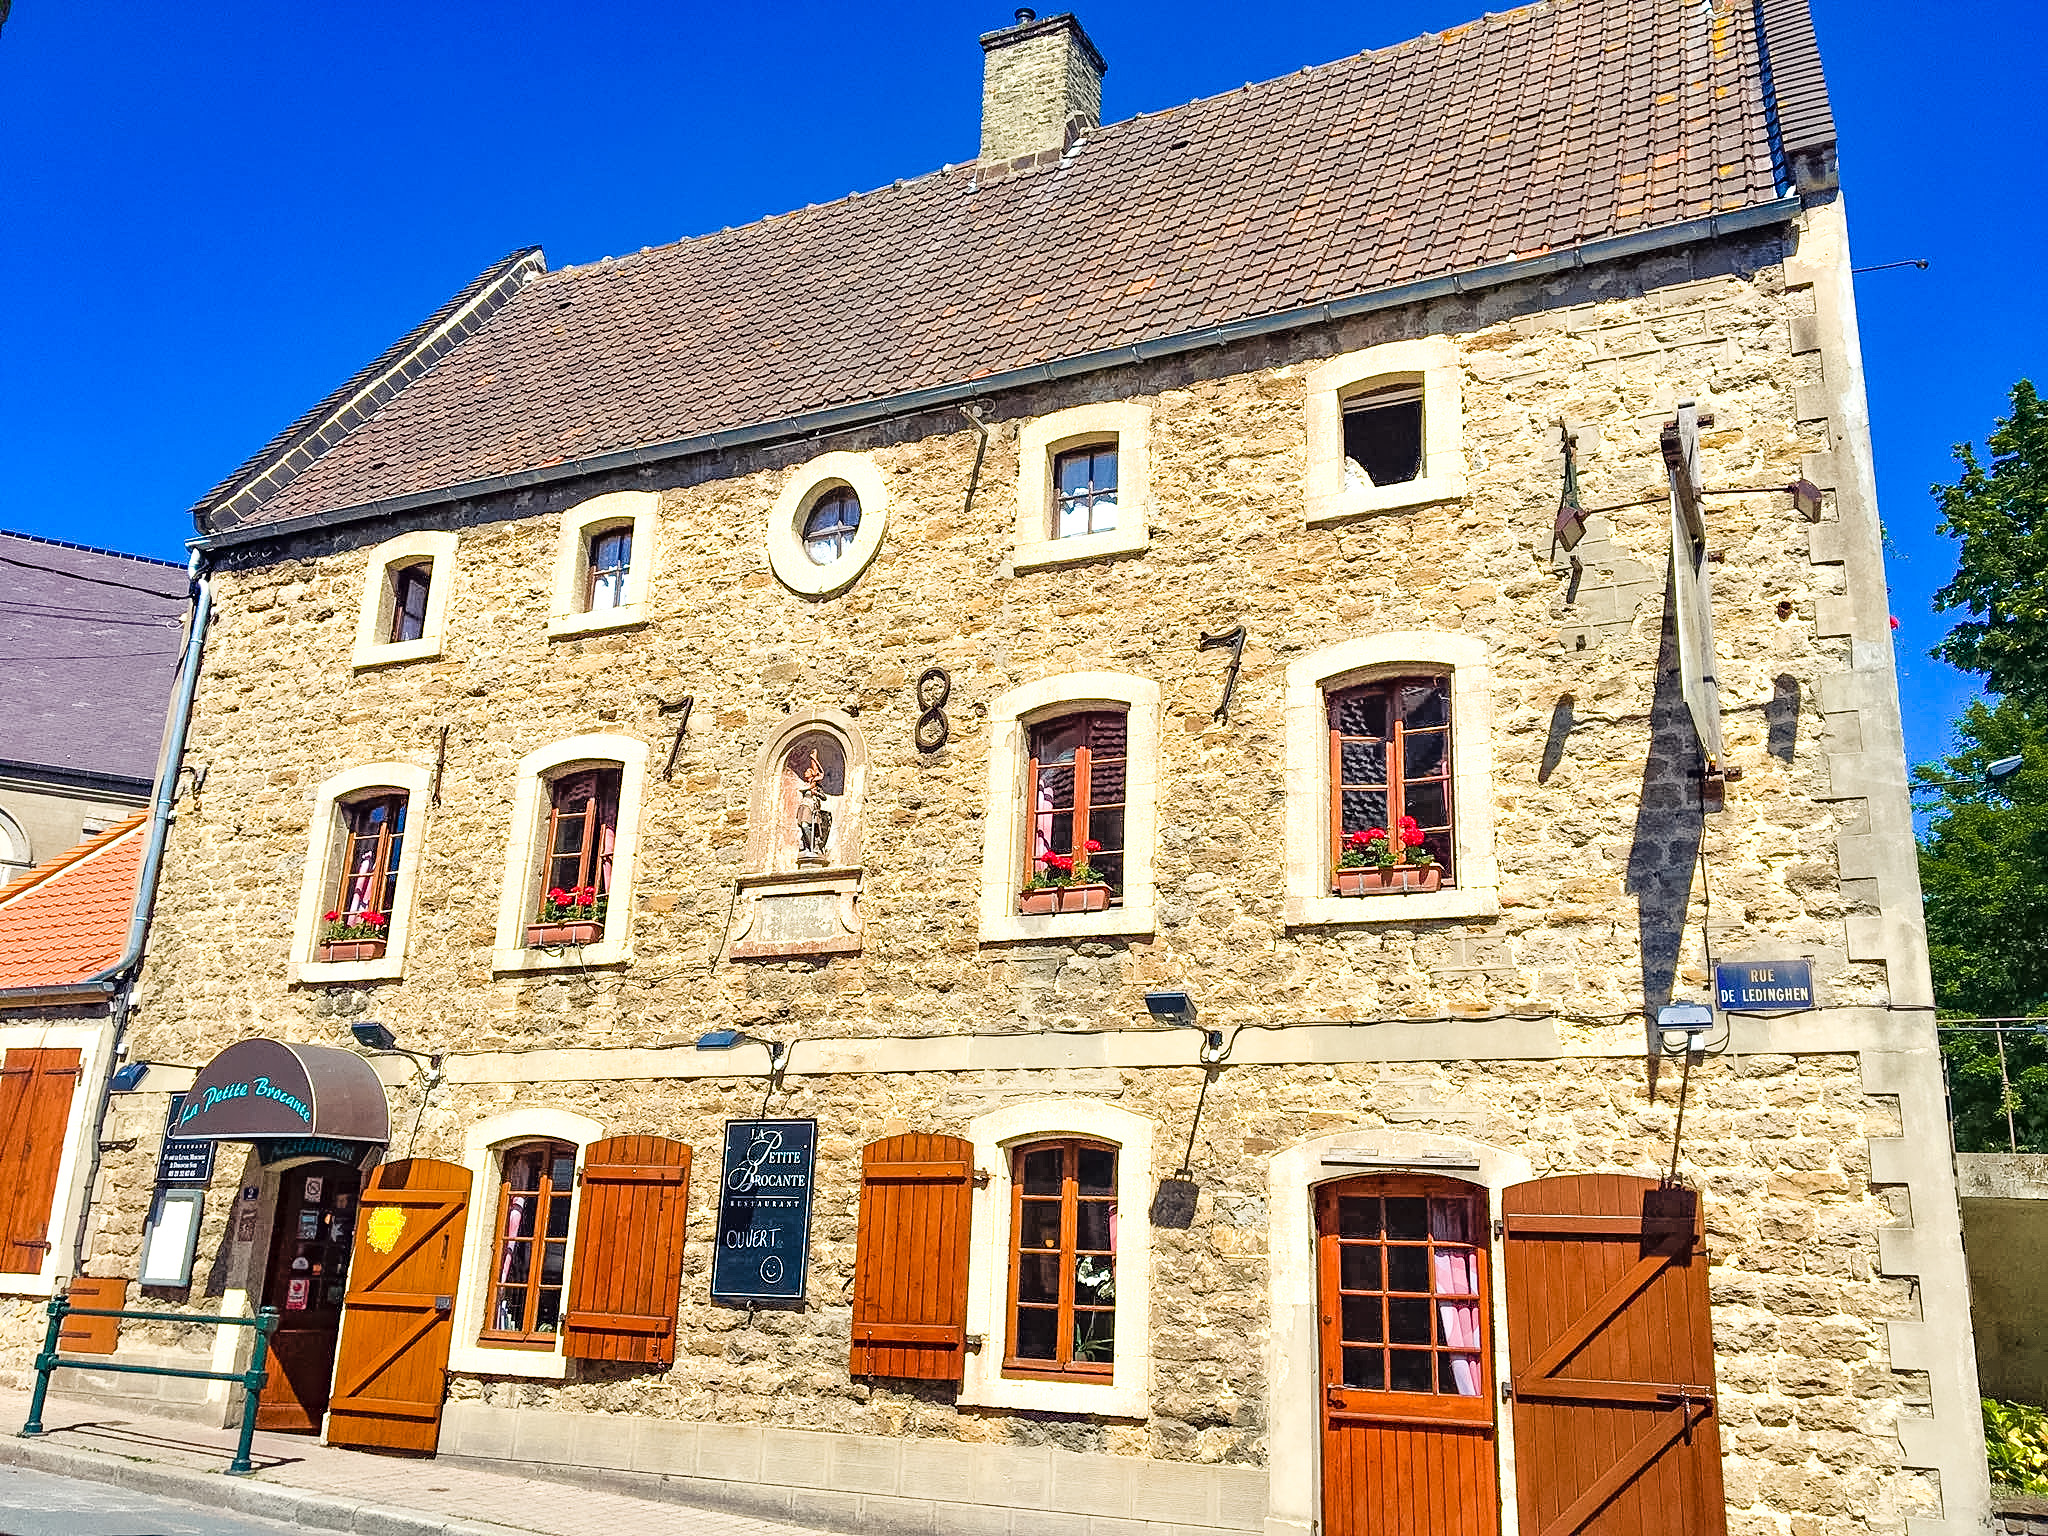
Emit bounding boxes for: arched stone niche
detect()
[727,709,866,960]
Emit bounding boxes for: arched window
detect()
[549,492,656,636]
[481,1140,577,1346]
[802,488,862,566]
[292,762,431,979]
[351,531,456,668]
[1025,711,1127,903]
[1328,675,1454,886]
[1006,1138,1118,1379]
[492,734,647,973]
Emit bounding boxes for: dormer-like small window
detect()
[1341,384,1423,491]
[1053,446,1118,538]
[803,488,862,566]
[586,527,632,611]
[388,564,432,643]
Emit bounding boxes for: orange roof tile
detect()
[0,815,148,991]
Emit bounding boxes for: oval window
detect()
[803,488,862,566]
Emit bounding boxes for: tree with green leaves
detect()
[1919,380,2048,1151]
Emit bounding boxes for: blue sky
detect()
[0,1,2038,770]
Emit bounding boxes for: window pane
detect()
[492,1286,527,1331]
[1343,1347,1385,1390]
[1021,1148,1063,1193]
[1331,689,1388,738]
[1398,682,1449,729]
[1029,718,1088,763]
[1340,788,1389,833]
[1017,1253,1059,1304]
[1403,730,1448,780]
[535,1287,562,1332]
[1386,1245,1430,1293]
[1429,1198,1474,1244]
[505,1154,543,1193]
[1076,1147,1115,1196]
[1440,1353,1483,1396]
[1086,806,1125,858]
[546,1193,572,1239]
[1342,395,1423,487]
[1341,1294,1381,1343]
[550,1154,575,1188]
[497,1242,531,1286]
[1388,1347,1434,1393]
[1403,781,1449,829]
[1020,1200,1062,1250]
[1339,739,1387,786]
[1073,1252,1114,1305]
[540,1241,566,1285]
[1075,1200,1112,1252]
[1338,1198,1381,1239]
[1015,1307,1058,1359]
[1385,1197,1428,1240]
[1339,1244,1381,1292]
[1057,452,1092,497]
[1387,1296,1432,1344]
[1073,1309,1114,1364]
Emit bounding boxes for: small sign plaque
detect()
[710,1118,817,1303]
[155,1094,218,1187]
[1714,959,1815,1012]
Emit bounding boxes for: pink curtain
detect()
[1431,1199,1484,1397]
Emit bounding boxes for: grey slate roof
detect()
[197,0,1834,538]
[0,532,187,785]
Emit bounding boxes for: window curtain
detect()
[1430,1198,1483,1396]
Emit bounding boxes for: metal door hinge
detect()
[1492,1218,1504,1240]
[972,1168,990,1188]
[965,1334,985,1353]
[1501,1380,1514,1403]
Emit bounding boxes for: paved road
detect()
[0,1465,302,1536]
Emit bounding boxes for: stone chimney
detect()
[978,10,1107,165]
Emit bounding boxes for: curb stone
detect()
[0,1433,535,1536]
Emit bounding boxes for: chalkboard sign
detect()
[710,1118,817,1303]
[155,1094,218,1187]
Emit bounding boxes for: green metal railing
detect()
[19,1298,279,1475]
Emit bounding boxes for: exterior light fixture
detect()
[1145,990,1225,1063]
[1553,432,1588,554]
[1788,479,1824,521]
[696,1029,790,1071]
[1912,754,2025,795]
[350,1021,398,1052]
[1987,754,2025,785]
[1648,1000,1715,1057]
[109,1062,150,1093]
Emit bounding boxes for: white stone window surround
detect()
[0,1022,110,1299]
[978,672,1161,944]
[959,1098,1155,1419]
[1303,337,1466,525]
[1284,632,1499,926]
[547,491,658,638]
[490,733,649,975]
[765,451,890,599]
[350,530,457,669]
[446,1106,603,1382]
[1010,401,1152,572]
[1264,1131,1533,1536]
[288,761,432,985]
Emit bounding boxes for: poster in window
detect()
[710,1118,817,1303]
[297,1209,320,1240]
[286,1278,310,1311]
[303,1176,324,1204]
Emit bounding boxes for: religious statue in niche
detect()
[795,746,833,865]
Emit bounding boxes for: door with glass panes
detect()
[1316,1175,1499,1536]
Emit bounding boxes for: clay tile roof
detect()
[204,0,1822,536]
[0,815,148,991]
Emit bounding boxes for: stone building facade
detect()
[15,5,1987,1535]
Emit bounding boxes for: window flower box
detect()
[1019,882,1113,915]
[526,920,604,947]
[314,938,388,963]
[1334,865,1442,897]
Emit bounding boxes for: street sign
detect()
[710,1118,817,1303]
[1714,960,1815,1012]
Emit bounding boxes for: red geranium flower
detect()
[548,887,567,903]
[1398,815,1418,830]
[1040,851,1074,872]
[1401,827,1425,847]
[1344,830,1371,849]
[323,910,339,923]
[1084,839,1102,853]
[367,911,389,926]
[1364,826,1388,842]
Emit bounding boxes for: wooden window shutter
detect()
[0,1049,81,1276]
[850,1133,974,1381]
[561,1135,691,1365]
[1502,1174,1727,1536]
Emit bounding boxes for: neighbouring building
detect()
[24,4,1989,1534]
[0,530,187,882]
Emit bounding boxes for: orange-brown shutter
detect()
[850,1133,974,1381]
[0,1049,81,1275]
[61,1276,128,1355]
[562,1134,691,1365]
[1502,1174,1727,1536]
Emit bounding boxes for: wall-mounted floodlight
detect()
[1145,990,1226,1064]
[696,1029,790,1072]
[109,1061,150,1093]
[1988,755,2025,785]
[1789,479,1824,521]
[1649,1001,1715,1057]
[348,1020,442,1076]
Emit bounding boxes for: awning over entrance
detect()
[176,1039,390,1144]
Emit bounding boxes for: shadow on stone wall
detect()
[1624,575,1704,1025]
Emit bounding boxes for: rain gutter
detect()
[192,197,1804,555]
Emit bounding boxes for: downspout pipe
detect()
[51,551,212,1275]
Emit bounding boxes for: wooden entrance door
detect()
[1501,1175,1725,1536]
[1317,1175,1499,1536]
[326,1157,470,1454]
[256,1160,360,1432]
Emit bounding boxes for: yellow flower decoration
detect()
[365,1205,407,1254]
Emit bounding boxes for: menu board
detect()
[154,1094,218,1187]
[709,1119,817,1303]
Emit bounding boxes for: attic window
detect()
[1342,384,1423,490]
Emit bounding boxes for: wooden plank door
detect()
[327,1157,470,1453]
[256,1161,360,1432]
[1317,1175,1499,1536]
[0,1049,81,1274]
[849,1133,974,1381]
[562,1135,691,1365]
[1502,1175,1725,1536]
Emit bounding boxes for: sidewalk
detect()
[0,1386,837,1536]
